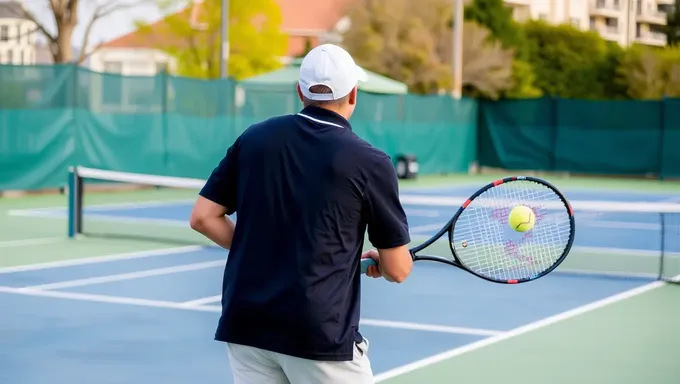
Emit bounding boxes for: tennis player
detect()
[189,43,413,384]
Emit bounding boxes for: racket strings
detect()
[452,181,572,282]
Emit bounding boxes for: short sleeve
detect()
[199,138,240,215]
[363,154,411,249]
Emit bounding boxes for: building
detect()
[89,0,354,77]
[590,0,674,47]
[90,0,676,78]
[505,0,674,46]
[0,0,38,65]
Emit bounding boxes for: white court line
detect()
[0,286,220,312]
[8,199,195,214]
[24,260,225,290]
[0,246,206,274]
[405,209,441,218]
[359,319,501,336]
[0,286,501,336]
[181,294,495,336]
[182,294,222,306]
[8,209,191,227]
[0,237,64,248]
[409,223,447,234]
[373,278,672,382]
[585,220,660,230]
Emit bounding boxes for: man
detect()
[189,44,413,384]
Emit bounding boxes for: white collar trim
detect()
[297,113,345,129]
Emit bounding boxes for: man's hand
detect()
[361,249,382,278]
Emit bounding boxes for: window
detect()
[127,61,149,75]
[571,18,580,28]
[659,4,673,14]
[20,49,24,64]
[650,24,665,34]
[7,49,13,64]
[103,61,123,73]
[0,26,8,41]
[16,25,21,43]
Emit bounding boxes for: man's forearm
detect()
[194,216,236,250]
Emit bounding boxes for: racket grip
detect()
[361,258,378,274]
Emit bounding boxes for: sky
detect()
[21,0,186,50]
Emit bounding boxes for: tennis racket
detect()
[361,176,575,284]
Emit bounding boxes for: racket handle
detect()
[361,258,377,274]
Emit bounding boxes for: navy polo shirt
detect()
[198,106,410,361]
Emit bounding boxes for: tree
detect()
[341,0,514,98]
[661,47,680,97]
[616,45,680,98]
[665,0,680,46]
[523,21,624,99]
[464,0,527,58]
[504,60,543,99]
[136,0,286,80]
[9,1,149,63]
[464,0,540,98]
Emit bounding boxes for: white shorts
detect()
[226,339,374,384]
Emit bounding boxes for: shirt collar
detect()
[297,106,352,131]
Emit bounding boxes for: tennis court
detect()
[1,172,679,384]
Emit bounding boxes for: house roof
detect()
[100,0,357,51]
[278,0,355,33]
[240,59,408,95]
[0,1,31,21]
[100,7,192,49]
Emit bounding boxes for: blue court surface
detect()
[0,247,654,384]
[0,185,676,383]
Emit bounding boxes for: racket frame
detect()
[363,176,576,284]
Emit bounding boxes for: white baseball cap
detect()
[298,44,368,101]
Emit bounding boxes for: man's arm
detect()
[190,139,240,250]
[190,197,236,249]
[363,154,413,283]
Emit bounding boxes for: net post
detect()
[67,167,76,238]
[658,212,665,281]
[77,171,83,234]
[67,166,82,238]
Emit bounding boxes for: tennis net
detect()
[65,166,680,282]
[660,212,680,284]
[67,166,211,247]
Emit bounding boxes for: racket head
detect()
[447,176,575,284]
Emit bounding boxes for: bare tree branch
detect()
[4,0,156,64]
[77,0,157,64]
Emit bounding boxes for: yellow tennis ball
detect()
[508,205,536,232]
